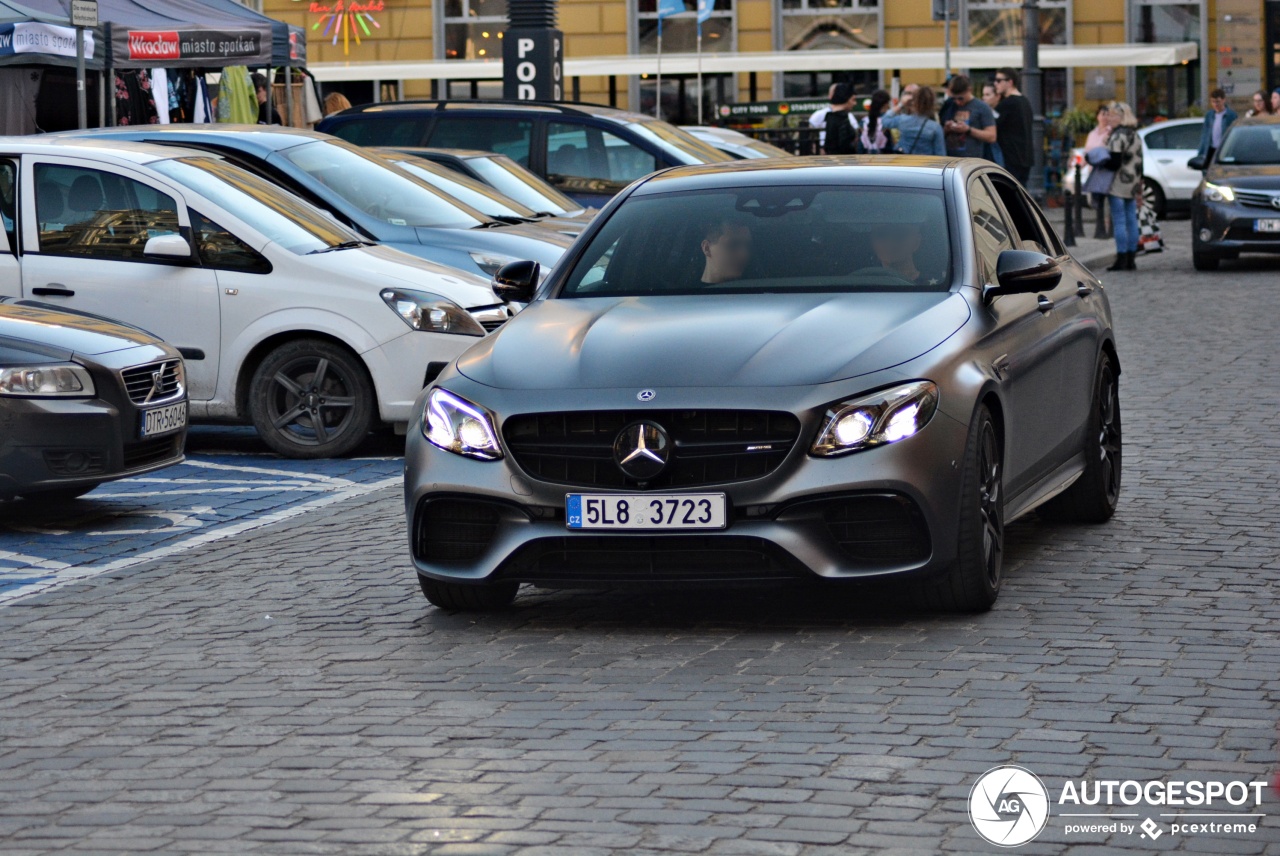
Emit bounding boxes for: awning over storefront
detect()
[200,0,307,67]
[0,0,100,69]
[309,42,1200,84]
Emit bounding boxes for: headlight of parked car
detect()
[424,388,503,460]
[811,381,939,457]
[0,363,95,398]
[380,288,486,336]
[1203,182,1235,203]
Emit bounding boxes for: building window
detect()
[779,0,880,99]
[442,0,507,61]
[965,0,1067,47]
[1130,0,1204,121]
[636,0,734,55]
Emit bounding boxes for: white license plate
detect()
[140,401,187,438]
[566,493,727,530]
[1254,219,1280,233]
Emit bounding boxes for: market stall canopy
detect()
[22,0,274,68]
[0,0,101,69]
[309,42,1200,83]
[199,0,307,67]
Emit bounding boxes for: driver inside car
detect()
[700,216,753,284]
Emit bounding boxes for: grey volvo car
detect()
[404,157,1122,612]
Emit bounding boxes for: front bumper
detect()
[404,384,971,587]
[1193,198,1280,256]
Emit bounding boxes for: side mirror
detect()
[985,250,1061,302]
[1187,155,1207,172]
[143,233,193,261]
[492,259,539,304]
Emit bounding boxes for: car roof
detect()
[1234,115,1280,126]
[50,124,332,154]
[333,99,664,125]
[630,156,965,195]
[390,146,499,161]
[1139,117,1201,135]
[0,135,220,164]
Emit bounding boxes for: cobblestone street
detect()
[1,237,1278,855]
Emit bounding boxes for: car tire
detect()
[249,339,375,459]
[1142,178,1166,220]
[418,575,519,611]
[1192,249,1219,271]
[1039,353,1122,524]
[915,404,1003,613]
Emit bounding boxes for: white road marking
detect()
[0,475,402,607]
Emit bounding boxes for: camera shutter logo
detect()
[968,765,1050,847]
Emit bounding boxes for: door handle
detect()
[31,285,74,297]
[1158,159,1172,164]
[1037,295,1054,313]
[1076,282,1093,297]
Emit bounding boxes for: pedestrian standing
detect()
[1246,90,1274,117]
[981,83,1005,167]
[1272,89,1280,113]
[859,90,894,154]
[1083,103,1112,214]
[993,67,1034,185]
[939,75,997,161]
[882,85,946,156]
[1104,101,1143,272]
[808,84,839,152]
[823,83,859,156]
[1195,88,1237,165]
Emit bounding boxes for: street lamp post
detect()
[1022,0,1045,203]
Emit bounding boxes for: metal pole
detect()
[1022,0,1044,202]
[1074,161,1085,235]
[97,70,105,127]
[655,22,662,119]
[285,66,294,127]
[263,66,274,123]
[1063,184,1076,247]
[943,2,951,80]
[695,21,703,124]
[75,26,87,129]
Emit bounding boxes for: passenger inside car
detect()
[699,216,753,284]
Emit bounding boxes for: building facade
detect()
[274,0,1276,122]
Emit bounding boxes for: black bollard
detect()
[1063,187,1076,246]
[1073,162,1085,235]
[1093,191,1109,239]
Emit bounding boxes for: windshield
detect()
[466,155,581,215]
[560,186,951,297]
[152,157,357,254]
[391,156,539,219]
[279,140,488,228]
[1216,125,1280,166]
[604,116,736,165]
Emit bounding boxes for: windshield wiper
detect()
[472,220,510,229]
[307,240,372,254]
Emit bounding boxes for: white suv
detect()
[0,138,508,458]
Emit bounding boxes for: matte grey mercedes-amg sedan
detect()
[404,157,1122,612]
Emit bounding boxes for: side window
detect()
[546,121,658,191]
[968,176,1015,284]
[1166,122,1202,150]
[0,159,15,253]
[1143,129,1167,150]
[988,176,1052,255]
[191,210,270,274]
[427,117,533,166]
[328,117,429,148]
[34,164,180,262]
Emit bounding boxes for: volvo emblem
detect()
[613,421,671,480]
[636,389,657,402]
[145,369,163,403]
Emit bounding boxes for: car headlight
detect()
[811,381,939,457]
[0,363,95,398]
[380,288,485,336]
[1203,182,1235,203]
[424,388,502,460]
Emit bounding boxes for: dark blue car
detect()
[58,126,572,279]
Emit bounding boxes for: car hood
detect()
[1205,164,1280,188]
[0,301,165,357]
[415,223,573,270]
[456,291,970,390]
[314,243,501,309]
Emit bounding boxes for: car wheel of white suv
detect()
[249,339,375,459]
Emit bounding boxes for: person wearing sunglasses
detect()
[993,68,1033,187]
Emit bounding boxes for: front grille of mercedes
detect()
[503,409,801,490]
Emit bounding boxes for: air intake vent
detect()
[508,0,557,29]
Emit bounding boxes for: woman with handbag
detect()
[1102,101,1143,272]
[881,85,946,156]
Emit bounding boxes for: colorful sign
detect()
[309,0,384,56]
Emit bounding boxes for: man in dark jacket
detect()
[993,67,1034,185]
[1195,88,1237,164]
[823,83,858,156]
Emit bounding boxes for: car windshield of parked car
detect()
[151,156,359,254]
[608,117,736,165]
[465,155,582,215]
[560,186,951,297]
[279,140,488,228]
[1216,125,1280,165]
[390,156,540,220]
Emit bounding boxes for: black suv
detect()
[317,100,733,207]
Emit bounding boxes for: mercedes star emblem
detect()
[636,389,657,402]
[613,421,671,480]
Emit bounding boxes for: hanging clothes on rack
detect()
[216,67,257,125]
[114,70,159,126]
[0,68,42,136]
[150,68,171,124]
[193,76,212,124]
